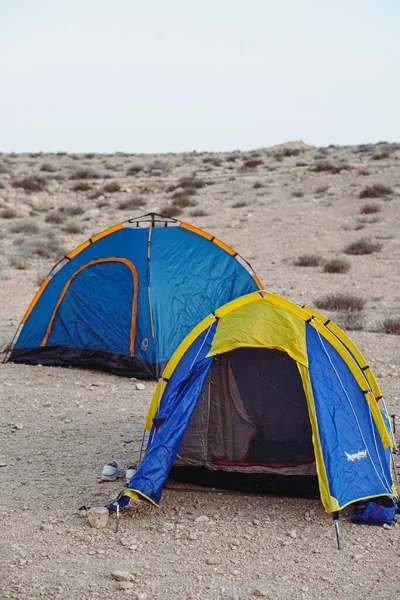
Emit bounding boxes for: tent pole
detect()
[333,511,341,550]
[138,430,147,466]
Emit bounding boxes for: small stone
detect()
[352,554,363,562]
[136,594,148,600]
[136,383,145,391]
[0,463,8,468]
[206,556,221,565]
[383,523,391,530]
[91,381,105,387]
[13,423,24,430]
[88,507,109,529]
[187,532,198,541]
[118,582,134,591]
[111,571,135,582]
[252,589,266,597]
[195,515,210,523]
[288,529,297,538]
[40,523,53,532]
[120,537,137,548]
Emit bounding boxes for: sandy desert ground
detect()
[0,141,399,599]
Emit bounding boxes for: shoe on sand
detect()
[125,465,137,485]
[101,461,125,481]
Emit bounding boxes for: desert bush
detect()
[87,190,103,200]
[294,254,321,267]
[359,184,393,198]
[71,182,92,192]
[358,169,370,176]
[84,153,96,159]
[40,163,57,172]
[292,190,305,198]
[62,222,84,234]
[172,194,197,208]
[226,155,239,162]
[159,205,182,218]
[118,197,145,210]
[339,311,364,331]
[360,203,381,214]
[253,181,264,189]
[69,169,102,180]
[190,208,208,217]
[126,165,144,176]
[379,317,400,335]
[344,239,382,255]
[10,220,39,234]
[314,293,365,311]
[0,207,18,219]
[315,185,329,194]
[202,157,222,166]
[0,163,12,174]
[45,211,64,224]
[309,163,350,174]
[232,201,248,208]
[61,205,85,216]
[242,159,264,168]
[31,237,65,259]
[12,176,47,193]
[179,177,208,190]
[323,258,350,273]
[372,152,389,161]
[102,181,121,193]
[9,257,29,270]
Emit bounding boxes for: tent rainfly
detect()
[6,214,262,379]
[115,291,397,517]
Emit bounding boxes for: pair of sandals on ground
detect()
[101,461,136,485]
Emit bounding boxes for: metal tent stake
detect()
[333,511,341,550]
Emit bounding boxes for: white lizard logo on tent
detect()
[345,449,368,462]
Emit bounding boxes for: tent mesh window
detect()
[175,348,316,476]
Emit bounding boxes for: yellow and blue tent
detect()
[118,291,397,513]
[7,213,262,379]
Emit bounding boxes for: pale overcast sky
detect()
[0,0,399,153]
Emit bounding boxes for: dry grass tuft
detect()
[102,181,121,193]
[190,208,208,217]
[359,203,381,214]
[10,220,39,234]
[344,239,382,255]
[0,207,18,219]
[172,194,197,208]
[323,258,350,273]
[72,182,92,192]
[294,254,321,267]
[359,184,393,199]
[126,165,144,176]
[118,197,145,210]
[292,190,305,198]
[232,201,248,208]
[372,152,389,161]
[9,257,29,270]
[61,205,85,216]
[62,222,84,234]
[69,169,103,180]
[242,159,264,169]
[378,317,400,335]
[159,205,182,218]
[339,311,364,331]
[12,176,47,193]
[314,293,365,312]
[40,163,57,173]
[309,163,350,174]
[45,211,64,224]
[315,185,329,194]
[253,181,264,189]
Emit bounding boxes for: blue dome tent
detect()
[7,214,262,379]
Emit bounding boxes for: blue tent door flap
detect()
[41,258,138,356]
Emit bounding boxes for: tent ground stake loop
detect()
[333,511,341,550]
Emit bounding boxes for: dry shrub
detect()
[359,184,393,199]
[292,190,305,198]
[84,153,96,159]
[26,234,65,260]
[10,220,39,234]
[45,211,64,224]
[72,182,92,192]
[159,205,182,218]
[253,181,264,189]
[232,201,248,208]
[294,254,321,267]
[69,169,102,180]
[179,177,208,191]
[360,203,381,214]
[40,163,57,173]
[242,159,264,168]
[61,205,85,216]
[314,293,365,312]
[126,165,144,176]
[344,239,382,255]
[203,157,222,166]
[102,181,121,193]
[339,311,364,331]
[172,194,197,208]
[118,197,145,210]
[62,222,84,234]
[372,152,389,160]
[226,155,239,162]
[12,176,47,193]
[0,207,18,219]
[0,163,12,174]
[9,257,29,270]
[87,190,103,200]
[358,169,370,176]
[323,258,350,273]
[190,208,208,217]
[309,163,349,174]
[315,185,329,194]
[379,317,400,335]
